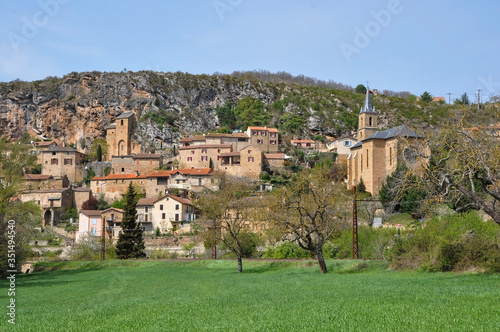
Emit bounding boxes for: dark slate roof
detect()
[360,89,377,114]
[351,125,423,149]
[116,111,135,119]
[365,125,422,140]
[45,145,79,153]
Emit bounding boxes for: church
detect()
[347,89,429,195]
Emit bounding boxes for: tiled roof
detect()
[23,174,52,180]
[146,170,175,178]
[74,187,91,192]
[35,141,55,147]
[291,139,315,143]
[133,153,162,159]
[80,210,103,217]
[364,125,422,140]
[179,144,231,150]
[205,133,250,138]
[91,173,144,181]
[137,198,157,206]
[165,194,192,205]
[24,188,71,194]
[116,111,135,119]
[45,145,80,153]
[247,126,279,132]
[175,168,212,175]
[264,153,285,159]
[106,123,116,129]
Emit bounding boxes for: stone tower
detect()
[106,111,136,160]
[357,89,378,141]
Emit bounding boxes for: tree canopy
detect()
[116,182,145,259]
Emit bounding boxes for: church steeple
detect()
[358,88,378,141]
[360,88,376,114]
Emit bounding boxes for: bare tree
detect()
[268,168,350,273]
[195,176,261,273]
[423,125,500,225]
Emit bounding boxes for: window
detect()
[145,214,148,222]
[217,155,220,161]
[145,207,148,213]
[175,204,179,210]
[92,218,97,225]
[175,214,179,221]
[187,157,192,161]
[162,213,166,219]
[343,141,351,147]
[217,149,221,153]
[261,131,267,136]
[257,139,263,144]
[253,131,258,136]
[366,149,369,168]
[270,132,276,137]
[270,140,276,145]
[91,227,96,236]
[121,120,123,126]
[389,147,392,166]
[248,157,254,162]
[369,116,372,126]
[51,158,58,165]
[64,158,72,165]
[201,156,208,161]
[121,168,124,172]
[201,149,207,153]
[306,143,311,147]
[160,205,163,210]
[191,150,195,154]
[52,152,56,156]
[297,143,302,147]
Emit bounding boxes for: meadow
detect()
[1,259,499,331]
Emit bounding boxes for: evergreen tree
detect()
[116,183,145,259]
[97,144,102,162]
[357,177,366,193]
[420,91,433,102]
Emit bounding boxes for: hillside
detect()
[0,71,497,150]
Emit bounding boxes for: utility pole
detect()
[101,219,105,261]
[352,186,359,259]
[447,92,452,104]
[477,89,481,110]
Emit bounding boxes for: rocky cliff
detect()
[0,70,467,152]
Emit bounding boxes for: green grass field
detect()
[1,259,499,331]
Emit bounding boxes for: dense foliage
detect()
[116,183,145,259]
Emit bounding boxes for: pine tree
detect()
[116,183,145,259]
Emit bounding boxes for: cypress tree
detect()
[116,183,145,259]
[97,144,102,162]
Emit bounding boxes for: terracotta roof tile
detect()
[23,174,52,180]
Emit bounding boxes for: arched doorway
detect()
[43,210,52,227]
[118,140,126,155]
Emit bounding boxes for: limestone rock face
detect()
[0,71,280,151]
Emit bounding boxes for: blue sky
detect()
[1,0,499,101]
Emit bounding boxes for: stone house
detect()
[41,145,85,183]
[90,173,148,202]
[137,195,195,234]
[106,111,141,160]
[74,187,92,211]
[144,168,215,197]
[19,187,73,227]
[77,210,103,242]
[328,136,357,166]
[111,153,163,174]
[347,89,429,195]
[291,139,316,150]
[220,145,264,178]
[263,153,287,169]
[178,144,232,169]
[101,207,124,240]
[23,174,69,190]
[245,126,279,153]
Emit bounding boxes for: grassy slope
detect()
[1,260,499,331]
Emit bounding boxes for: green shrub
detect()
[262,242,311,259]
